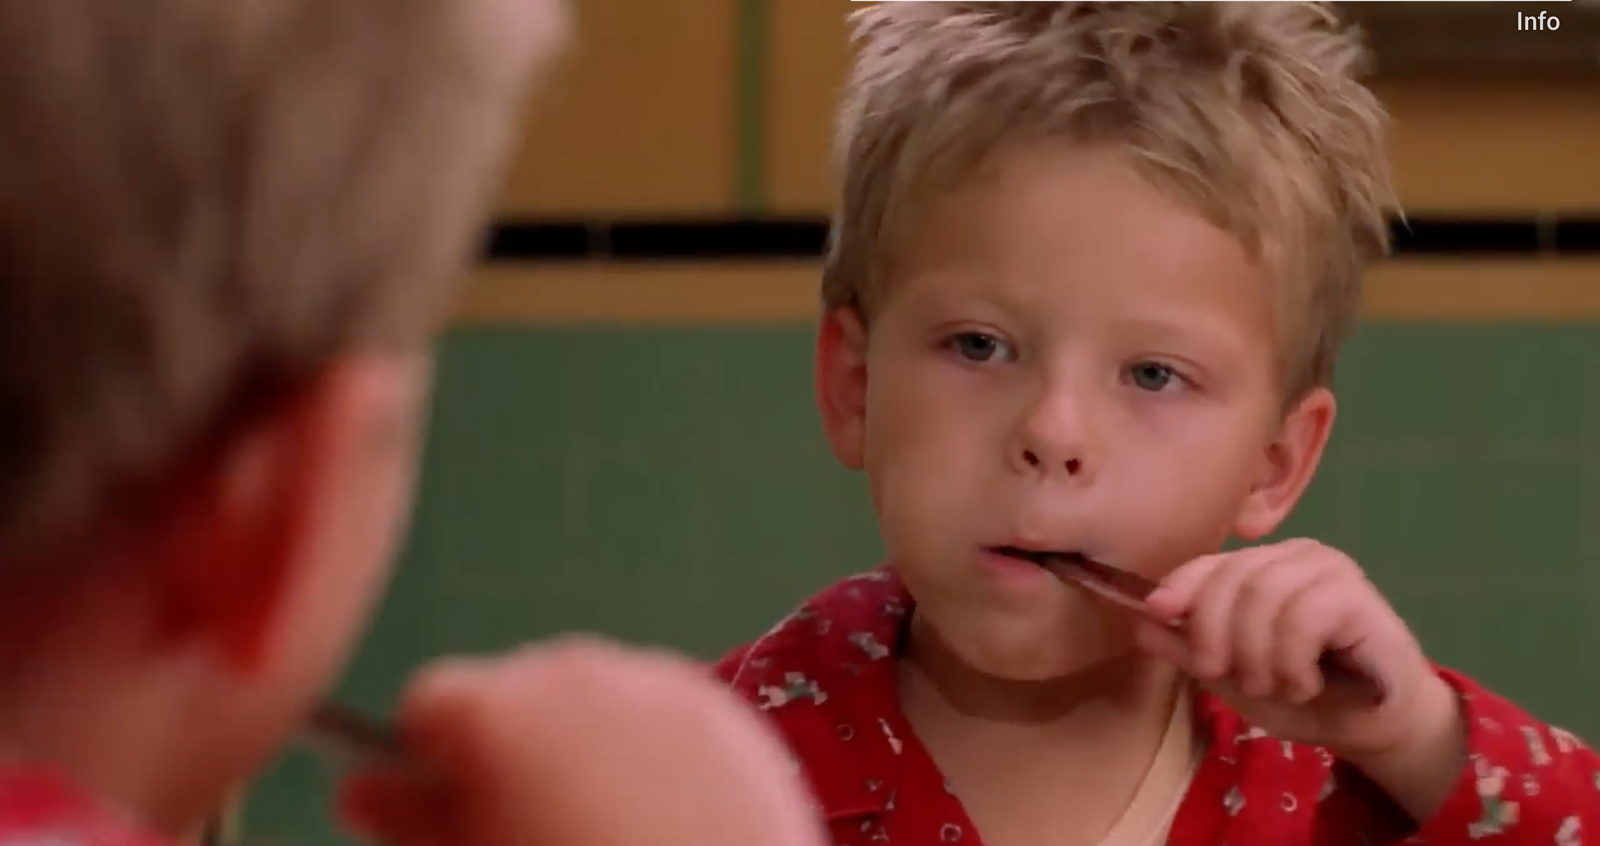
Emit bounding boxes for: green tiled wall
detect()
[247,323,1600,846]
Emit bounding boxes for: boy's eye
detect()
[1129,361,1177,391]
[949,332,1012,363]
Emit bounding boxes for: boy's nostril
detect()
[1065,458,1081,474]
[1024,450,1041,467]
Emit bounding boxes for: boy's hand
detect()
[335,637,826,846]
[1135,538,1467,820]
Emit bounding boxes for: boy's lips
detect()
[980,544,1071,586]
[986,540,1092,558]
[986,545,1150,612]
[986,544,1099,572]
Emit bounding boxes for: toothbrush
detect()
[300,702,407,767]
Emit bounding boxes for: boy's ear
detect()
[148,359,425,674]
[149,373,336,674]
[815,306,870,470]
[1234,387,1336,541]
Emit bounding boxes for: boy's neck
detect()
[897,611,1180,733]
[896,613,1190,846]
[0,577,224,839]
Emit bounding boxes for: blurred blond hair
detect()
[0,0,566,556]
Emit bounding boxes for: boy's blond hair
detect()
[0,0,558,557]
[825,1,1394,401]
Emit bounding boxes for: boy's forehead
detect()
[888,148,1277,314]
[899,146,1254,262]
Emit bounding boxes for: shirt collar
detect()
[725,566,910,822]
[0,766,160,846]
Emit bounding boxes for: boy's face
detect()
[817,144,1333,682]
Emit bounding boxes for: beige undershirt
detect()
[1093,685,1205,846]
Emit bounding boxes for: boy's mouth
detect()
[988,545,1087,567]
[987,545,1157,610]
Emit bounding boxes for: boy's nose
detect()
[1023,450,1082,477]
[1011,387,1095,482]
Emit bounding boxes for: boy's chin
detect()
[974,642,1144,684]
[184,666,325,781]
[914,612,1142,684]
[106,705,289,837]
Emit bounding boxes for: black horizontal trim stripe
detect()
[1557,219,1600,254]
[482,215,1600,263]
[484,221,591,260]
[1391,219,1539,255]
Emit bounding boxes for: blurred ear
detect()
[815,307,870,469]
[1233,387,1335,541]
[148,356,431,674]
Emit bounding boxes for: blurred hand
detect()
[337,637,826,846]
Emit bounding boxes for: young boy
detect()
[717,4,1599,845]
[0,4,825,846]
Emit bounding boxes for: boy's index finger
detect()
[1148,543,1295,616]
[1146,551,1233,617]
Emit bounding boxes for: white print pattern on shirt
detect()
[1554,815,1580,846]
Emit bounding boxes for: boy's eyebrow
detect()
[1106,313,1256,360]
[893,272,1266,357]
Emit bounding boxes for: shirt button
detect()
[837,723,855,741]
[941,823,963,842]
